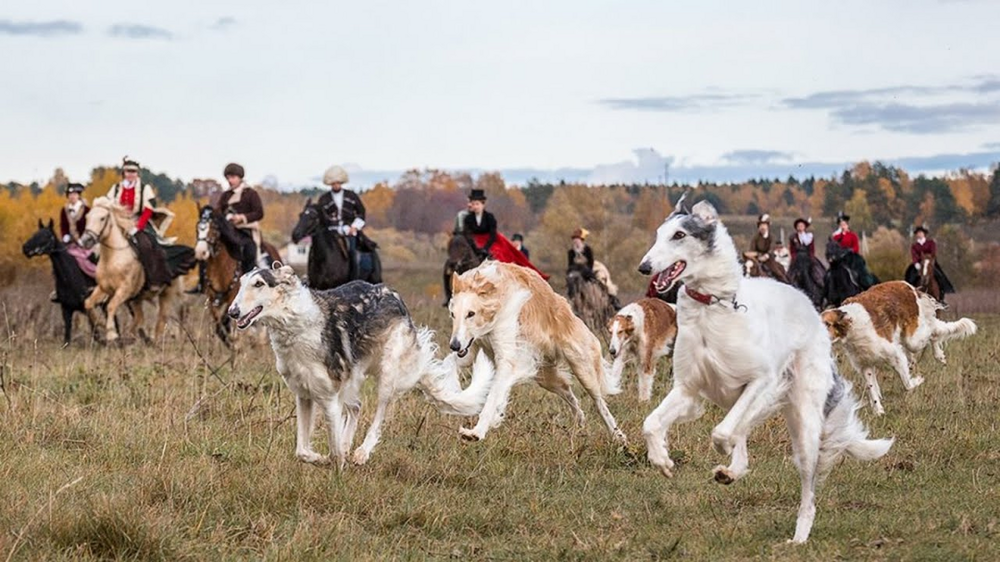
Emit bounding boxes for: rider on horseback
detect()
[567,228,596,281]
[747,214,790,283]
[463,188,548,279]
[216,163,264,273]
[60,182,97,279]
[904,225,955,300]
[788,217,826,307]
[318,165,368,281]
[826,211,878,296]
[106,157,172,289]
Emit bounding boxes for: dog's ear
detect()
[475,280,496,297]
[691,200,718,225]
[451,271,464,294]
[821,309,850,339]
[607,315,618,333]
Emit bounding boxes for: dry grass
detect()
[1,268,998,560]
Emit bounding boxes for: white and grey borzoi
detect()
[637,196,893,544]
[228,264,493,468]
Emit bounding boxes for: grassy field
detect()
[0,268,998,561]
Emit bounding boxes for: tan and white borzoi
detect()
[821,280,976,416]
[637,196,893,544]
[607,298,678,402]
[228,264,494,468]
[447,262,626,443]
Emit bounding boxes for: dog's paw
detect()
[712,465,739,485]
[458,427,482,442]
[656,463,674,478]
[908,376,925,390]
[351,448,370,466]
[296,450,328,465]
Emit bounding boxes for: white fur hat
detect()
[323,165,349,185]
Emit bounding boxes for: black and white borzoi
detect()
[637,197,893,544]
[228,264,493,468]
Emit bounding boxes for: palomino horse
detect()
[442,234,482,306]
[917,252,942,302]
[79,197,186,343]
[290,199,381,290]
[194,205,282,345]
[22,220,100,344]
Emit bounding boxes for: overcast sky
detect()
[2,0,1000,188]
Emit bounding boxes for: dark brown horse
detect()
[291,199,381,290]
[917,252,942,302]
[442,234,481,306]
[195,205,282,345]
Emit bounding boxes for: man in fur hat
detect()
[318,165,368,280]
[106,158,172,288]
[747,213,789,282]
[215,162,264,273]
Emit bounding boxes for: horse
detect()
[195,205,283,345]
[823,239,863,307]
[567,261,620,335]
[742,251,790,284]
[290,198,381,290]
[79,197,192,344]
[22,219,101,344]
[917,252,942,302]
[442,234,482,306]
[787,251,827,311]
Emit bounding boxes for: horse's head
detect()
[919,252,936,289]
[195,206,221,261]
[22,218,59,258]
[291,198,321,243]
[80,197,130,249]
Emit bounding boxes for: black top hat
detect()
[468,188,487,201]
[512,233,524,241]
[836,211,850,222]
[66,183,85,195]
[913,225,929,235]
[794,217,810,229]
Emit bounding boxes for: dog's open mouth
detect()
[236,305,263,330]
[456,338,474,358]
[653,261,686,292]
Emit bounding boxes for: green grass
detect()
[1,270,998,560]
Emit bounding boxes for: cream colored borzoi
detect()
[637,196,893,544]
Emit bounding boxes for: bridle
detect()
[84,207,132,251]
[197,208,239,306]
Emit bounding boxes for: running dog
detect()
[228,264,494,468]
[447,262,626,443]
[637,195,893,544]
[821,281,976,416]
[607,299,678,402]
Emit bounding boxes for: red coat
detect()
[833,230,859,253]
[471,232,549,280]
[911,239,936,263]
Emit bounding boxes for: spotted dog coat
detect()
[228,265,494,468]
[821,280,977,416]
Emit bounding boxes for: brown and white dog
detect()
[607,299,678,401]
[448,261,626,443]
[822,280,977,415]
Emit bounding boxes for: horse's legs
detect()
[128,301,147,342]
[104,289,132,343]
[442,265,454,306]
[154,283,178,341]
[84,287,108,335]
[61,305,73,346]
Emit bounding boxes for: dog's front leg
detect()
[713,436,749,485]
[459,355,523,442]
[294,395,325,464]
[642,386,704,477]
[863,369,885,416]
[321,397,347,469]
[711,375,780,456]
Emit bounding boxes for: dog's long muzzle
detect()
[227,305,241,319]
[638,261,652,275]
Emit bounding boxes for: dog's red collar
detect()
[684,286,748,312]
[685,286,714,305]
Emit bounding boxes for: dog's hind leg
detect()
[537,364,585,426]
[642,386,704,477]
[294,396,325,464]
[863,368,885,416]
[568,353,627,444]
[713,436,749,485]
[353,391,391,465]
[890,346,923,391]
[782,393,825,544]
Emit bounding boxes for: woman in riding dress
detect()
[463,189,548,279]
[827,211,878,290]
[59,183,97,278]
[904,226,955,299]
[105,157,172,288]
[747,213,789,282]
[788,217,825,305]
[567,228,595,280]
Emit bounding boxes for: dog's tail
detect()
[416,328,494,416]
[818,367,894,481]
[932,316,977,344]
